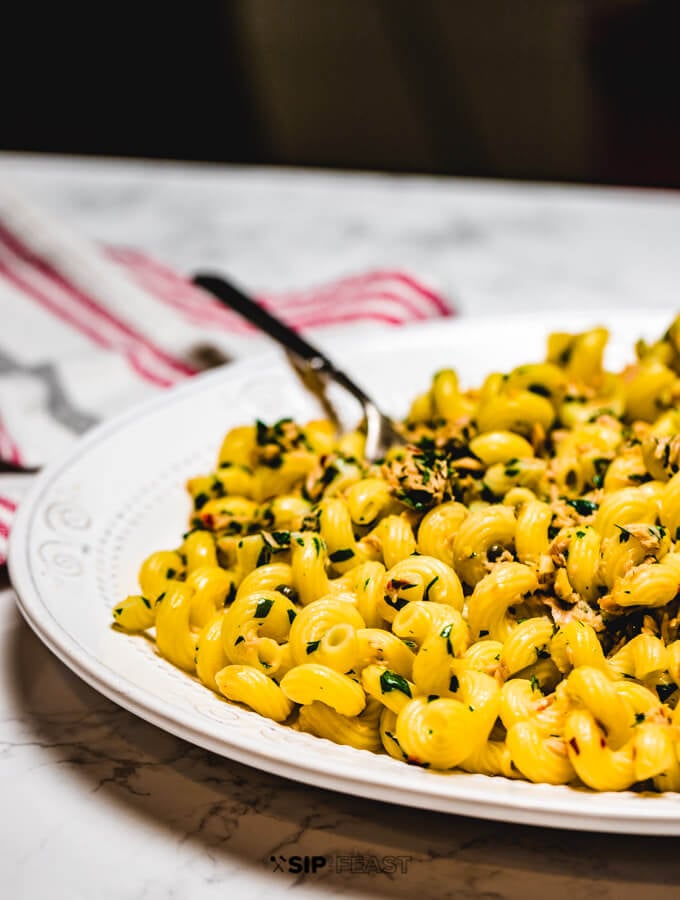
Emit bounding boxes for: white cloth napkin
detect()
[0,185,456,564]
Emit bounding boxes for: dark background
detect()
[3,0,680,187]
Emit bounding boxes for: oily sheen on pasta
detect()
[114,317,680,792]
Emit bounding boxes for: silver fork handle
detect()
[193,273,374,407]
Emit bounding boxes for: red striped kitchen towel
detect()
[0,187,455,565]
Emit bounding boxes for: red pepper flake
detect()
[568,737,580,755]
[405,756,429,768]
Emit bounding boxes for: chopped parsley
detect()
[262,530,291,553]
[223,583,236,607]
[329,548,355,563]
[256,545,272,567]
[255,419,269,445]
[193,492,210,511]
[388,579,417,592]
[306,640,320,655]
[423,575,439,601]
[320,464,339,488]
[210,475,227,497]
[527,383,551,398]
[261,455,283,471]
[615,524,632,543]
[558,344,573,366]
[400,488,439,511]
[273,417,293,436]
[440,623,454,655]
[379,670,412,697]
[254,597,274,618]
[566,498,599,517]
[383,594,409,612]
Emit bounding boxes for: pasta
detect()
[114,315,680,792]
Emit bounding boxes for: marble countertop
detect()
[3,152,680,899]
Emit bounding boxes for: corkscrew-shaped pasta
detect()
[113,314,680,792]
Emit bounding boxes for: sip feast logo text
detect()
[269,854,411,874]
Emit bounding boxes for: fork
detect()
[192,273,403,461]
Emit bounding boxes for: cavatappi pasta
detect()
[115,318,680,792]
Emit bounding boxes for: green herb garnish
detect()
[193,492,210,510]
[254,597,274,618]
[566,498,599,516]
[423,575,439,602]
[379,670,412,697]
[329,548,355,563]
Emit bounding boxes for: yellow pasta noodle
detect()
[114,315,680,793]
[506,721,575,785]
[112,594,155,632]
[380,554,464,622]
[195,611,229,691]
[155,584,198,673]
[280,663,366,716]
[298,698,383,752]
[216,665,293,722]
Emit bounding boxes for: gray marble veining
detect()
[3,153,680,318]
[2,153,680,899]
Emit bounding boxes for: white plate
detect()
[10,310,680,834]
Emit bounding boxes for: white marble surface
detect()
[3,152,680,317]
[3,152,680,899]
